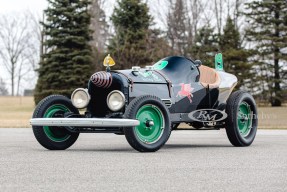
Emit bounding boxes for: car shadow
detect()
[68,144,232,152]
[67,148,135,153]
[32,144,232,153]
[65,144,232,153]
[164,144,232,149]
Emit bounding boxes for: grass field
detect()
[0,96,286,128]
[0,96,34,128]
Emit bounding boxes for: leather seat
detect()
[198,65,221,88]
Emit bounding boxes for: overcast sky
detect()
[0,0,47,94]
[0,0,166,95]
[0,0,48,14]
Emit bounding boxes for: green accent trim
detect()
[135,105,164,144]
[237,101,252,137]
[43,105,71,142]
[153,60,168,70]
[139,71,153,77]
[215,53,224,71]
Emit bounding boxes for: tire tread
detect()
[124,95,171,152]
[32,95,79,150]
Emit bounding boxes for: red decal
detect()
[176,83,194,103]
[90,71,112,88]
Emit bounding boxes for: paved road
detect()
[0,129,287,192]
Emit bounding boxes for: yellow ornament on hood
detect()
[103,54,116,67]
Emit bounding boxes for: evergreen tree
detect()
[219,16,253,90]
[34,0,93,104]
[146,29,172,62]
[190,25,219,67]
[245,0,287,106]
[109,0,151,69]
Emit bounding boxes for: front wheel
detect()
[124,95,171,152]
[225,91,258,146]
[32,95,79,150]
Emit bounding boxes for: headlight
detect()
[107,90,125,111]
[71,88,90,109]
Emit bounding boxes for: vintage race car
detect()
[30,53,258,152]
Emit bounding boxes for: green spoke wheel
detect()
[135,105,164,144]
[124,95,171,152]
[225,91,258,147]
[32,95,79,150]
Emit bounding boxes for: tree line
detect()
[0,12,40,96]
[0,0,286,106]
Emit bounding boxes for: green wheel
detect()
[43,104,71,142]
[225,91,258,146]
[124,95,171,152]
[32,95,79,150]
[237,101,252,137]
[135,105,164,144]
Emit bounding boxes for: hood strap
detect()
[154,70,172,98]
[111,71,134,92]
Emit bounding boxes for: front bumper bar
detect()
[30,118,140,127]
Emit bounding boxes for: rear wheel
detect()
[225,91,258,146]
[124,95,171,152]
[32,95,79,150]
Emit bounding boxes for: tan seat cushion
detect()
[198,65,221,88]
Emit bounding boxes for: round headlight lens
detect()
[107,90,125,111]
[71,88,90,109]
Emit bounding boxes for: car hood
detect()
[114,69,167,84]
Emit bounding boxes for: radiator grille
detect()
[162,99,172,108]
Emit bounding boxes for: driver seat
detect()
[198,65,221,89]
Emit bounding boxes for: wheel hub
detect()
[237,101,252,137]
[145,120,154,128]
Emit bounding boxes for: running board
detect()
[30,118,139,127]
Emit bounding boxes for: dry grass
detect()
[0,96,35,128]
[0,96,286,128]
[256,107,287,129]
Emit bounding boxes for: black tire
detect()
[32,95,79,150]
[225,90,258,146]
[124,95,171,152]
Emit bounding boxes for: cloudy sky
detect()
[0,0,167,95]
[0,0,47,94]
[0,0,48,14]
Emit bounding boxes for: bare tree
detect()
[90,0,109,52]
[0,13,40,96]
[0,78,8,96]
[28,11,45,64]
[154,0,206,57]
[90,0,109,71]
[167,0,190,55]
[187,0,206,39]
[214,0,224,35]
